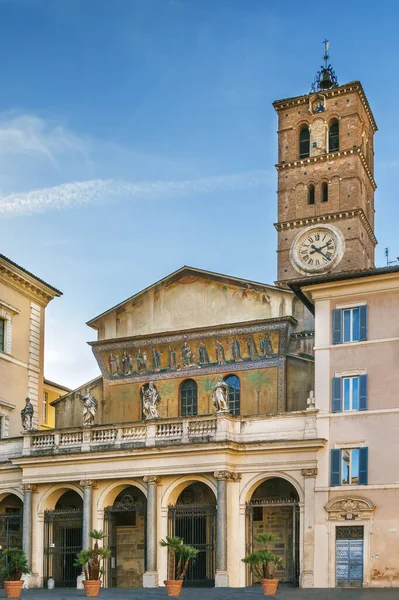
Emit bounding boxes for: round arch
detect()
[38,483,84,514]
[97,479,147,512]
[0,489,23,503]
[240,472,304,505]
[162,475,217,508]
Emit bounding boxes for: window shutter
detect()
[359,447,368,485]
[332,309,342,345]
[332,377,342,413]
[331,449,341,486]
[359,305,368,341]
[359,374,368,411]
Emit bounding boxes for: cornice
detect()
[273,81,377,133]
[274,208,377,246]
[0,264,56,306]
[276,146,376,191]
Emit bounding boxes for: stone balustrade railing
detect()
[17,409,318,457]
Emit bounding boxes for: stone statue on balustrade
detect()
[77,385,98,427]
[21,397,34,431]
[142,382,161,420]
[212,376,229,413]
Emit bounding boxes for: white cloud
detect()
[0,171,272,217]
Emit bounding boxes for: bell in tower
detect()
[311,40,338,92]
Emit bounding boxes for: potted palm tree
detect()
[0,547,30,598]
[74,530,111,598]
[242,532,283,596]
[160,536,199,597]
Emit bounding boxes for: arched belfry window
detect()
[322,182,328,202]
[299,125,310,158]
[328,119,339,152]
[224,375,240,415]
[308,184,315,205]
[180,379,197,417]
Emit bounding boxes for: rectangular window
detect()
[343,308,360,342]
[332,375,368,412]
[331,447,368,486]
[43,391,48,424]
[343,377,359,411]
[332,306,368,345]
[0,319,4,352]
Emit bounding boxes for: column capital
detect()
[143,475,160,484]
[80,479,98,488]
[22,483,37,493]
[301,468,318,478]
[214,471,241,482]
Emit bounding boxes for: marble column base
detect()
[300,570,314,588]
[215,570,229,587]
[76,573,85,589]
[22,573,40,589]
[143,570,159,588]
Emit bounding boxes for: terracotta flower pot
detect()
[261,578,279,596]
[83,580,101,597]
[164,579,183,597]
[4,580,24,599]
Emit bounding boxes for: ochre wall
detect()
[286,356,314,412]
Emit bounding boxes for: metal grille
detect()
[336,526,363,587]
[168,504,216,587]
[43,509,83,587]
[0,513,22,587]
[246,499,300,587]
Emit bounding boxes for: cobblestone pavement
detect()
[2,588,398,600]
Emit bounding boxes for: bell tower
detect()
[273,42,377,284]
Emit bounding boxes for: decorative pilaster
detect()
[22,484,37,579]
[80,480,97,550]
[214,471,241,587]
[301,468,317,587]
[143,476,160,588]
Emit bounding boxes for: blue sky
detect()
[1,0,398,387]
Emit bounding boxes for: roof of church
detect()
[288,265,399,314]
[0,253,62,296]
[44,378,72,393]
[86,265,292,329]
[273,80,377,133]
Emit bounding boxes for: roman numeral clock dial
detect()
[290,225,345,275]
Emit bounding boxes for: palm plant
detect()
[160,536,199,581]
[74,530,111,581]
[0,548,30,581]
[242,532,283,580]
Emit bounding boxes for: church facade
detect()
[0,49,398,590]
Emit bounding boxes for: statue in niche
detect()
[246,335,259,360]
[77,385,98,427]
[215,339,226,365]
[142,382,161,420]
[167,345,177,369]
[259,333,274,357]
[21,397,34,431]
[181,341,195,367]
[108,351,120,376]
[231,338,242,362]
[198,342,210,365]
[212,376,229,413]
[151,346,161,371]
[136,349,147,372]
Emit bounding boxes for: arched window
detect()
[322,182,328,202]
[224,375,240,415]
[180,379,197,417]
[308,184,315,205]
[328,119,339,152]
[299,126,310,158]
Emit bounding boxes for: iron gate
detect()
[336,526,364,587]
[103,496,146,588]
[0,512,22,587]
[246,499,300,586]
[168,504,216,587]
[43,508,83,587]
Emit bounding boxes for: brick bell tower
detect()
[273,42,377,284]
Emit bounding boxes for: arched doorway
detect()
[168,482,216,587]
[104,486,146,588]
[43,490,83,587]
[0,493,23,586]
[246,478,300,586]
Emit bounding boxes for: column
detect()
[80,480,96,550]
[22,483,37,589]
[214,471,241,587]
[301,468,317,588]
[143,475,160,588]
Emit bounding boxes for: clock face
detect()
[290,225,344,274]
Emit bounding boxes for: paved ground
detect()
[2,588,398,600]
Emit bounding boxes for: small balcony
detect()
[20,408,319,457]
